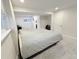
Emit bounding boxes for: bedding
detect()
[19,29,62,59]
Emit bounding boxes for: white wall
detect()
[40,15,51,29]
[16,16,34,29]
[33,16,40,29]
[9,0,18,56]
[54,6,77,38]
[17,16,35,29]
[1,0,12,29]
[1,0,18,58]
[1,31,16,59]
[51,13,54,30]
[15,15,40,30]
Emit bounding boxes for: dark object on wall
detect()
[45,25,51,30]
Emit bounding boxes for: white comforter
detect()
[19,29,62,58]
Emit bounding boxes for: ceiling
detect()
[11,0,76,13]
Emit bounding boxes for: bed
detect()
[19,29,62,59]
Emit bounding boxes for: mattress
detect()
[19,29,62,58]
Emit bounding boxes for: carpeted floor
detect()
[33,35,77,59]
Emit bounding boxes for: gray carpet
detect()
[33,35,77,59]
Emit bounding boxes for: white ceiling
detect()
[11,0,76,13]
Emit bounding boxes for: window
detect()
[24,16,34,22]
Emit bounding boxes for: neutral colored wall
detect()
[15,15,35,30]
[33,16,40,29]
[15,14,52,30]
[15,15,40,30]
[54,6,77,38]
[9,0,18,55]
[1,0,12,29]
[1,32,16,59]
[40,15,51,29]
[51,13,54,30]
[1,0,18,58]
